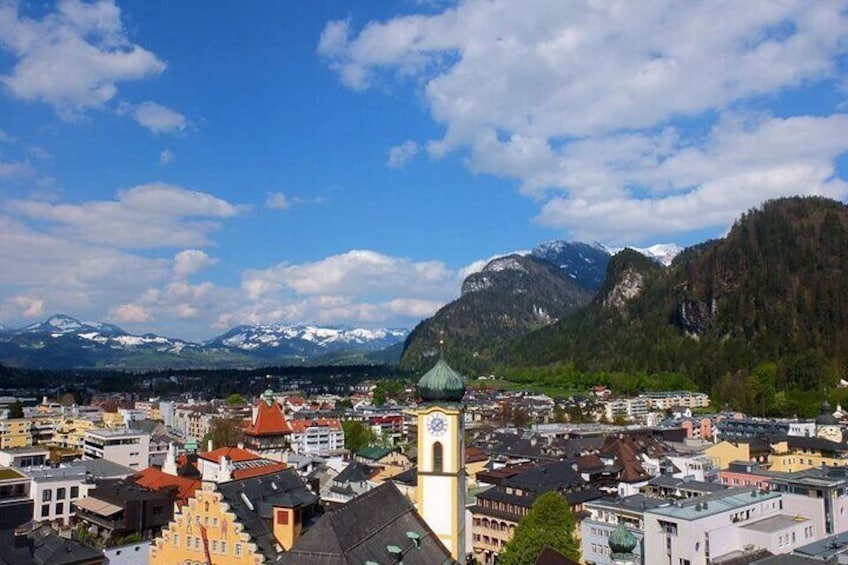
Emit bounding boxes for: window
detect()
[173,534,179,547]
[70,486,79,498]
[57,487,66,500]
[277,510,289,525]
[55,503,63,515]
[42,489,51,502]
[235,544,242,557]
[41,504,49,518]
[433,442,443,473]
[221,541,227,554]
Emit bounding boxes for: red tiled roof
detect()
[132,467,201,508]
[288,418,342,433]
[199,446,261,463]
[244,399,292,437]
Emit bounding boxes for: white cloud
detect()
[173,249,217,279]
[265,192,290,210]
[0,129,11,143]
[321,1,848,242]
[0,0,166,119]
[6,182,243,248]
[243,249,454,298]
[109,303,152,323]
[120,101,188,134]
[387,140,419,168]
[159,149,175,166]
[533,114,848,243]
[0,157,32,178]
[233,249,462,328]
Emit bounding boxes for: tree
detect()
[203,417,244,449]
[7,401,23,419]
[226,393,246,406]
[342,420,376,453]
[498,492,580,565]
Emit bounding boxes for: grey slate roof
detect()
[218,468,319,563]
[280,482,455,565]
[68,459,134,479]
[0,526,104,565]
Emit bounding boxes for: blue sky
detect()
[0,0,847,340]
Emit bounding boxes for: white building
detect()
[642,488,814,564]
[604,398,649,422]
[25,465,92,525]
[640,391,710,411]
[83,428,150,470]
[288,419,344,455]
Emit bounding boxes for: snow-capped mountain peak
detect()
[602,243,683,267]
[206,323,409,356]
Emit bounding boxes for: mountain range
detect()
[502,196,848,415]
[0,315,410,370]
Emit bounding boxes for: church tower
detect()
[816,400,843,443]
[415,355,466,561]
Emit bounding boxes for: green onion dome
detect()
[417,355,466,402]
[609,523,638,554]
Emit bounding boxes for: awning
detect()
[73,496,123,516]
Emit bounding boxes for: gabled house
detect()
[279,482,455,564]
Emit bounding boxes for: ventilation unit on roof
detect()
[240,492,254,511]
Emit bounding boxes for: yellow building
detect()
[151,485,261,565]
[768,437,848,472]
[705,441,752,471]
[0,419,32,449]
[102,412,126,428]
[52,418,95,450]
[151,468,320,565]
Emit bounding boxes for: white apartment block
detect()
[26,466,92,525]
[288,419,344,455]
[604,397,649,422]
[83,428,150,470]
[640,392,711,411]
[643,488,813,565]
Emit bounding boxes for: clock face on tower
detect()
[427,413,448,437]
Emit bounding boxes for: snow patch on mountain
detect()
[207,323,409,354]
[602,243,682,266]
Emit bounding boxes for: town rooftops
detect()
[585,494,666,514]
[0,525,104,565]
[646,488,780,521]
[790,529,848,561]
[132,467,201,507]
[280,482,455,564]
[218,468,319,563]
[646,475,728,493]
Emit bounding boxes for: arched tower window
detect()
[433,441,443,473]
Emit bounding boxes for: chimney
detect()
[207,439,214,452]
[252,403,259,425]
[162,443,178,476]
[219,455,232,482]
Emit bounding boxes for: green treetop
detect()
[498,491,580,565]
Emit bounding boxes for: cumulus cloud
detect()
[173,249,217,279]
[387,140,419,168]
[6,182,243,248]
[119,101,188,134]
[233,249,461,328]
[320,1,848,242]
[265,192,290,210]
[0,0,166,119]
